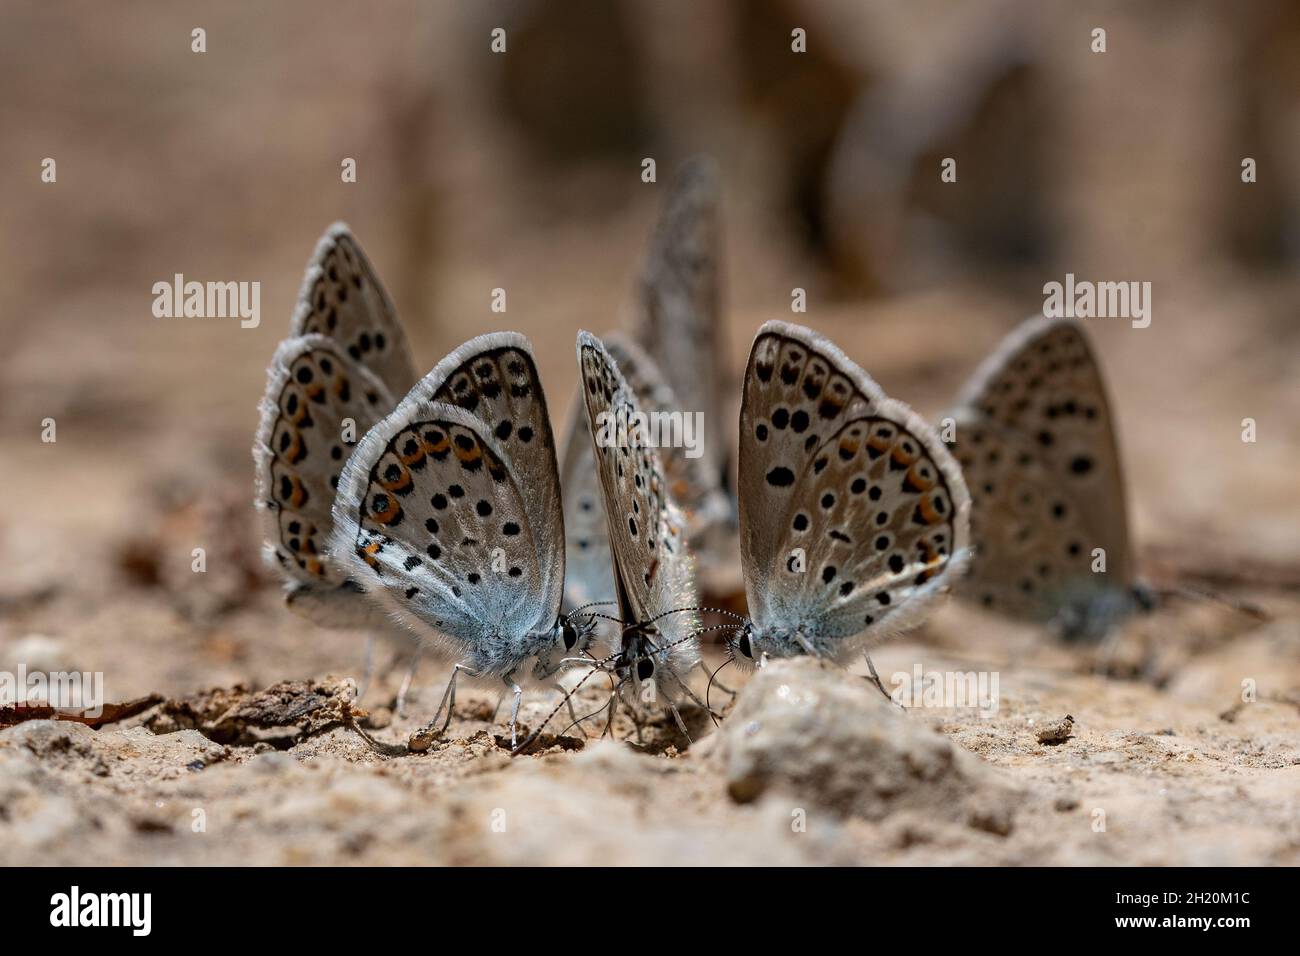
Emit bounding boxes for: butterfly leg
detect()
[661,660,712,716]
[394,646,424,719]
[627,693,646,744]
[433,663,477,735]
[503,672,523,749]
[1092,627,1125,677]
[602,693,617,738]
[548,681,588,738]
[696,659,736,698]
[863,652,901,708]
[356,635,377,701]
[602,681,625,740]
[667,697,693,744]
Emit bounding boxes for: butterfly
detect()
[630,158,729,496]
[558,370,618,614]
[560,334,724,609]
[727,320,972,669]
[253,223,417,627]
[558,159,732,614]
[290,222,417,394]
[329,332,598,748]
[573,331,706,732]
[946,315,1152,641]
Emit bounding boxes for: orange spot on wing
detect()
[918,494,944,525]
[281,429,306,465]
[423,434,451,461]
[380,465,413,495]
[359,540,383,569]
[905,464,935,493]
[370,496,403,525]
[287,476,308,508]
[891,444,919,469]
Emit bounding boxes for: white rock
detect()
[711,657,1021,834]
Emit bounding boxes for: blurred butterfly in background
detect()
[572,331,708,737]
[558,360,618,617]
[330,333,597,749]
[945,315,1153,641]
[627,156,735,571]
[728,321,971,680]
[253,223,417,629]
[559,157,733,629]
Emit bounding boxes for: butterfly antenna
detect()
[554,693,615,740]
[511,663,607,757]
[570,600,619,615]
[344,712,410,757]
[588,612,629,626]
[640,627,742,720]
[560,650,620,668]
[637,623,746,666]
[705,657,736,728]
[578,650,621,688]
[1157,585,1270,622]
[645,605,748,626]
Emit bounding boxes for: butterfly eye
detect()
[737,632,753,660]
[562,622,578,650]
[636,657,655,681]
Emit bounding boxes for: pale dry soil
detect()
[2,571,1297,866]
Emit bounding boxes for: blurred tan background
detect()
[1,0,1298,694]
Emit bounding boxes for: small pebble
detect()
[1037,714,1075,745]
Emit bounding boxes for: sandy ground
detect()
[2,550,1298,865]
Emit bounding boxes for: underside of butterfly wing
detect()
[576,332,701,674]
[253,335,396,604]
[606,333,733,543]
[291,222,418,395]
[949,410,1100,610]
[738,321,971,660]
[559,383,617,611]
[951,316,1135,637]
[416,333,567,631]
[631,157,725,484]
[330,402,554,675]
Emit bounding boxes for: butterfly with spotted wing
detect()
[629,157,733,538]
[330,333,598,748]
[253,223,417,629]
[560,334,726,610]
[573,331,708,736]
[728,321,972,672]
[946,315,1153,641]
[560,159,732,613]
